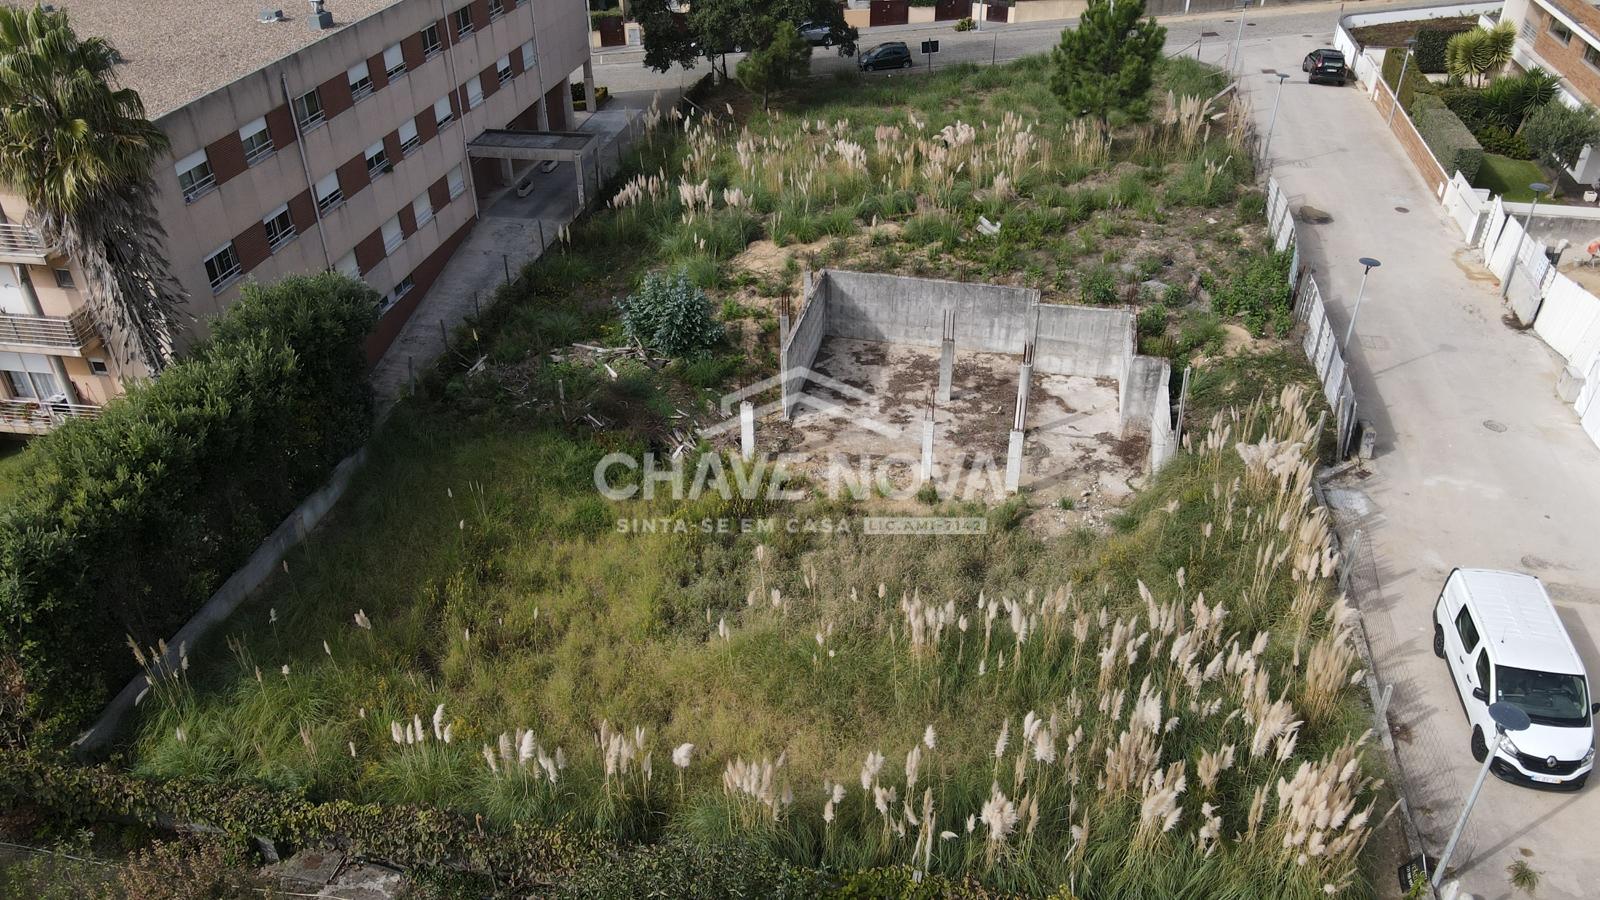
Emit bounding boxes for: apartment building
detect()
[1504,0,1600,183]
[0,0,592,434]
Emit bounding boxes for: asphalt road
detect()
[590,0,1451,94]
[1235,27,1600,900]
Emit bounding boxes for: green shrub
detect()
[1414,102,1485,182]
[1382,49,1430,113]
[952,16,974,32]
[1079,265,1118,304]
[1207,249,1293,336]
[1137,302,1169,338]
[1474,124,1532,159]
[618,270,725,357]
[1413,28,1456,74]
[1236,190,1267,221]
[1523,100,1600,170]
[1439,85,1493,131]
[0,273,377,745]
[1159,56,1228,100]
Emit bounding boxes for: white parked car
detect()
[1433,568,1597,789]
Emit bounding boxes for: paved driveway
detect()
[1236,27,1600,900]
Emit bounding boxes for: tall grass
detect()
[129,384,1382,896]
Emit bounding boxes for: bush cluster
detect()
[0,273,377,746]
[0,749,994,898]
[1413,28,1457,73]
[619,269,725,357]
[1381,48,1430,113]
[1413,94,1485,181]
[1206,249,1294,336]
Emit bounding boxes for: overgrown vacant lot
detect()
[121,60,1379,896]
[130,388,1380,897]
[468,56,1290,419]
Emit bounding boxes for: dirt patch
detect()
[1219,323,1261,356]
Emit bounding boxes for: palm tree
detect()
[1445,23,1515,88]
[0,6,183,375]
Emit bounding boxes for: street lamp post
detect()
[1230,2,1248,75]
[1261,73,1290,163]
[1431,703,1532,890]
[1501,181,1551,300]
[1386,38,1417,127]
[1344,257,1381,346]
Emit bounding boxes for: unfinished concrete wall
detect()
[1034,303,1134,380]
[1120,355,1166,434]
[1119,355,1178,472]
[781,274,828,418]
[820,270,1035,353]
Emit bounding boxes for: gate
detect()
[934,0,967,20]
[596,16,625,47]
[869,0,909,27]
[985,1,1009,23]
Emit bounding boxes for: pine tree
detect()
[1049,0,1166,125]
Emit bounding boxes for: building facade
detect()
[1504,0,1600,183]
[0,0,592,434]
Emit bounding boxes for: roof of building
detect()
[1544,0,1600,49]
[1454,569,1585,675]
[56,0,404,120]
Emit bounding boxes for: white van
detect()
[1433,569,1597,789]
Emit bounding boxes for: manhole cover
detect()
[1297,205,1333,224]
[1260,68,1278,74]
[1483,419,1507,433]
[1394,206,1409,213]
[1202,30,1220,36]
[1247,22,1256,26]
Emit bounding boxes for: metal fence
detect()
[1266,177,1360,456]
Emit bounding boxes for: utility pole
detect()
[1261,72,1290,163]
[1344,258,1381,347]
[1432,703,1531,890]
[1501,181,1551,301]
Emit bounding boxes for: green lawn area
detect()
[0,438,30,505]
[1475,154,1549,202]
[117,58,1384,896]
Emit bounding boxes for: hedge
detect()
[1381,48,1431,115]
[0,749,1002,897]
[0,273,377,747]
[1415,99,1486,181]
[1413,28,1456,74]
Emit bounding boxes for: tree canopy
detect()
[0,6,184,374]
[1523,101,1600,172]
[1444,23,1515,88]
[1049,0,1166,124]
[736,22,812,109]
[634,0,854,78]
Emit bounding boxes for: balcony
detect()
[0,222,49,264]
[0,397,100,434]
[0,307,98,354]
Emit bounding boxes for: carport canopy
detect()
[466,129,597,162]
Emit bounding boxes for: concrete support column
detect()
[535,97,550,131]
[1004,342,1035,495]
[574,151,586,207]
[921,412,936,482]
[937,309,955,404]
[499,158,514,183]
[1004,429,1024,494]
[583,59,597,116]
[740,401,755,461]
